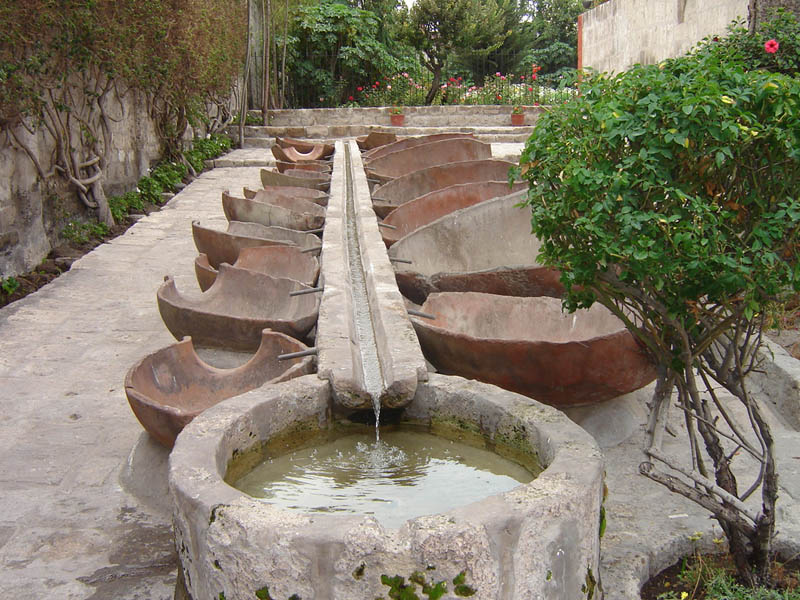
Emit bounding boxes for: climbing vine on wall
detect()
[0,0,246,225]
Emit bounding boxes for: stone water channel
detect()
[169,140,606,599]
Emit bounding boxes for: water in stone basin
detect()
[232,428,535,529]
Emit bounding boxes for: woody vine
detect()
[0,0,246,226]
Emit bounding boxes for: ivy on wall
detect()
[0,0,247,225]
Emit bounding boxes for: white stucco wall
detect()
[581,0,749,74]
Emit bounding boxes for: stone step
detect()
[235,125,533,146]
[253,105,545,128]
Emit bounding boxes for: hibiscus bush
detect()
[704,9,800,76]
[515,30,800,586]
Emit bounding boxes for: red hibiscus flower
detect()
[765,39,779,53]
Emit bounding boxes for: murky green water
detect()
[232,429,535,529]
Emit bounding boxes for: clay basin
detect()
[365,138,492,183]
[222,192,325,231]
[275,160,331,174]
[243,186,328,207]
[158,264,320,350]
[271,144,332,164]
[363,133,474,162]
[389,190,563,304]
[192,220,321,269]
[125,331,314,448]
[275,136,335,159]
[371,159,515,218]
[381,180,528,246]
[261,168,329,191]
[194,246,320,292]
[412,292,657,407]
[356,130,397,150]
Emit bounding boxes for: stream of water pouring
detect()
[343,146,385,441]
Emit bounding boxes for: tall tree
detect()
[285,0,400,106]
[262,0,272,124]
[454,0,533,81]
[523,0,584,79]
[404,0,510,104]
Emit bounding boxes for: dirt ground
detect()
[1,205,159,309]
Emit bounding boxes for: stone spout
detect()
[315,140,427,410]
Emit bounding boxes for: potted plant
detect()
[511,106,525,126]
[389,106,405,126]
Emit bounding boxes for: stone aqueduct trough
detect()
[166,140,607,599]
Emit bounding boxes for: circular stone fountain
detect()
[169,374,604,600]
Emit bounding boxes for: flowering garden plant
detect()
[514,24,800,587]
[347,63,573,108]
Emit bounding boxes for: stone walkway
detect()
[1,144,798,599]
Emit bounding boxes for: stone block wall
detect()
[580,0,749,74]
[1,89,179,279]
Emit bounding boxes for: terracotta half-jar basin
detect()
[275,160,331,174]
[157,264,320,350]
[388,190,563,304]
[192,220,321,269]
[363,133,474,162]
[125,331,314,448]
[412,292,657,407]
[271,144,332,165]
[261,168,329,191]
[381,180,527,246]
[194,246,320,292]
[222,192,325,231]
[371,159,515,219]
[243,186,329,207]
[274,137,335,159]
[365,138,492,183]
[356,130,397,151]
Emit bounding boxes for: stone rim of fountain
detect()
[168,372,605,600]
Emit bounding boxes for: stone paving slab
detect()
[0,145,797,599]
[0,165,263,599]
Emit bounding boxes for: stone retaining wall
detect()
[0,88,162,278]
[263,105,543,128]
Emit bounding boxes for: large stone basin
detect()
[124,331,313,448]
[194,246,319,292]
[381,180,527,246]
[412,292,657,407]
[389,190,563,304]
[243,185,329,207]
[222,192,325,231]
[169,374,604,600]
[371,159,515,218]
[157,264,320,350]
[364,138,492,183]
[363,133,474,162]
[192,220,321,269]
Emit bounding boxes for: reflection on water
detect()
[233,430,535,529]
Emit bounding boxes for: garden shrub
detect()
[705,9,800,76]
[107,133,231,222]
[515,23,800,586]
